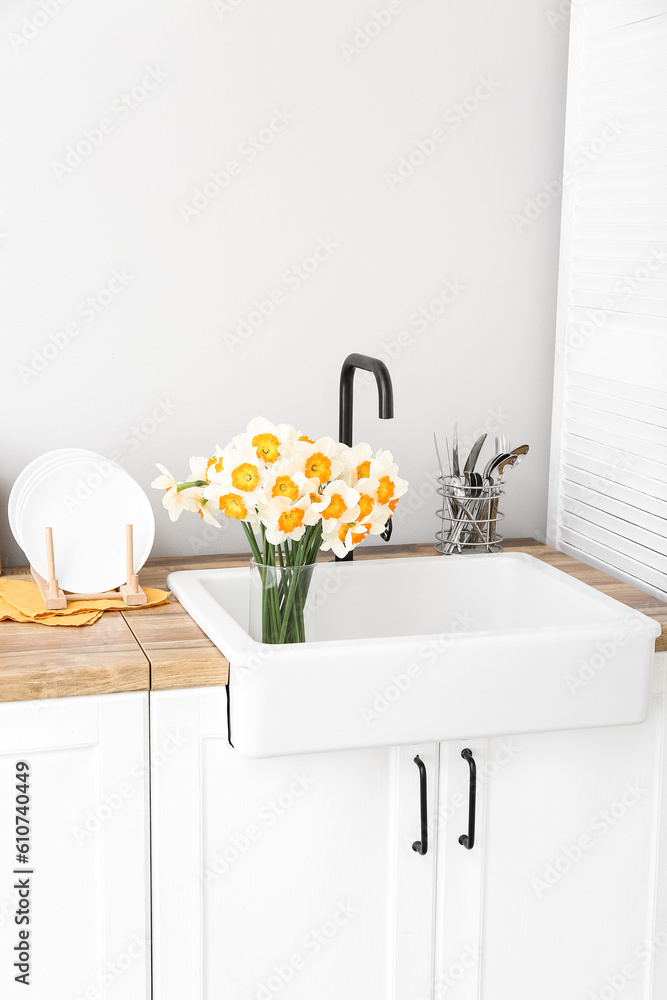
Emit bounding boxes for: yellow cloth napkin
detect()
[0,579,170,626]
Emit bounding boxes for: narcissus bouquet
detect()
[152,416,408,643]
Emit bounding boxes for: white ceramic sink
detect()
[168,553,661,757]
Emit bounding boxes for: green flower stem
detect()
[243,523,272,642]
[277,533,315,643]
[176,480,207,491]
[249,523,323,644]
[242,523,262,563]
[260,527,276,643]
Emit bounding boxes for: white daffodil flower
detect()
[261,495,309,544]
[151,464,201,522]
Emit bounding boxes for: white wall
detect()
[0,0,569,566]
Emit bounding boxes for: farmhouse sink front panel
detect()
[168,554,661,757]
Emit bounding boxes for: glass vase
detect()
[249,558,318,644]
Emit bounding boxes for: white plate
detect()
[7,448,99,545]
[9,449,97,540]
[18,454,155,593]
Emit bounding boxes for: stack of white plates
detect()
[8,449,155,593]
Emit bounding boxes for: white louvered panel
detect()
[561,495,667,563]
[580,87,667,118]
[582,16,667,56]
[582,18,667,45]
[564,415,667,463]
[562,478,667,535]
[564,430,667,482]
[549,0,667,598]
[567,386,667,425]
[559,526,667,600]
[572,243,667,268]
[582,68,667,101]
[573,222,667,242]
[566,400,667,444]
[579,108,667,134]
[584,0,667,31]
[576,182,667,203]
[571,276,667,301]
[563,447,667,505]
[562,507,667,576]
[572,257,667,279]
[578,189,667,207]
[577,198,667,219]
[567,370,667,408]
[578,155,667,181]
[569,289,667,317]
[562,463,667,519]
[564,323,667,387]
[580,48,667,87]
[582,130,667,153]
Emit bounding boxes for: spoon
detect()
[508,443,529,467]
[488,445,529,542]
[483,452,511,482]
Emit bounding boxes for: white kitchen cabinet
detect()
[435,653,667,1000]
[152,658,667,1000]
[0,692,150,1000]
[151,687,437,1000]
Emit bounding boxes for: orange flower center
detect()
[358,493,374,519]
[377,476,395,505]
[272,476,299,501]
[356,460,371,480]
[389,497,399,513]
[322,492,347,520]
[217,493,248,520]
[299,435,315,443]
[277,508,305,534]
[305,452,331,483]
[231,463,260,492]
[338,523,350,543]
[351,525,369,545]
[252,433,280,464]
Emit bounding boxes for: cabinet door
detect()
[0,692,150,1000]
[436,671,665,1000]
[151,687,437,1000]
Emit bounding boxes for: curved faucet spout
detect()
[338,353,394,447]
[336,353,395,559]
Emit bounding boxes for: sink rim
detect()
[168,551,662,665]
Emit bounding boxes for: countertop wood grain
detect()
[1,539,665,702]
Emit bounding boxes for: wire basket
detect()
[435,476,505,554]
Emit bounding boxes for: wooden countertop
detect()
[1,539,665,703]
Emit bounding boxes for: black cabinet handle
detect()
[412,755,428,855]
[459,749,476,850]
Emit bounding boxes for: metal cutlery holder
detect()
[435,477,505,554]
